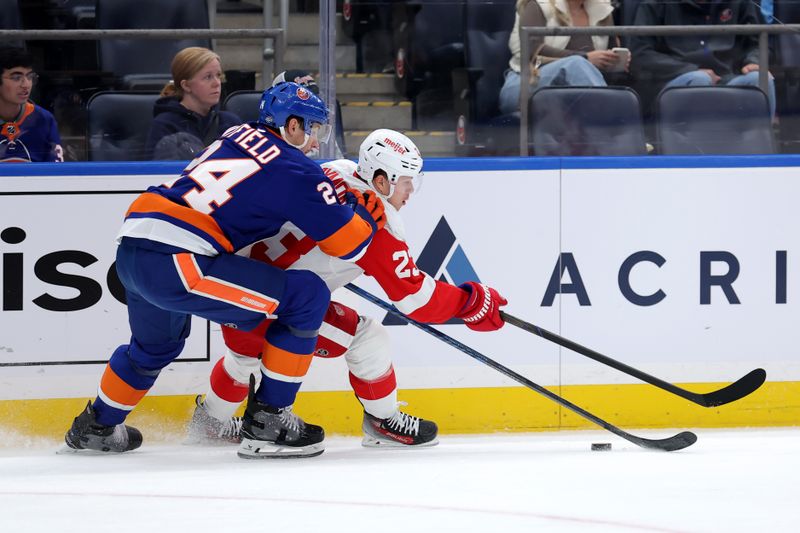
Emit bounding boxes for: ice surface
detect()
[0,428,797,532]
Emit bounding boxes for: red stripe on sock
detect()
[222,320,270,357]
[349,366,397,401]
[210,358,249,403]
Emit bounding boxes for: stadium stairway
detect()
[215,3,456,157]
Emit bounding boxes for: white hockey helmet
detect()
[356,129,423,200]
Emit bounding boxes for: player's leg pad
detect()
[64,401,143,453]
[237,378,324,459]
[361,402,439,448]
[186,395,243,445]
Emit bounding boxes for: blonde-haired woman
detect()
[498,0,625,115]
[144,46,241,159]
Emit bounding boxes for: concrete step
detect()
[340,100,412,131]
[345,130,456,157]
[214,12,349,46]
[286,13,348,45]
[338,94,407,104]
[215,42,268,72]
[215,42,356,76]
[215,10,356,76]
[334,73,395,96]
[284,43,357,72]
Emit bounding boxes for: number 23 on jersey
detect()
[393,250,420,279]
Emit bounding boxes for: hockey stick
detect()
[345,283,697,452]
[500,312,766,408]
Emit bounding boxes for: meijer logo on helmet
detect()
[383,137,407,155]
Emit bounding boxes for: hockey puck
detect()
[591,442,612,451]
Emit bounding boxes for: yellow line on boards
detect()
[0,381,796,445]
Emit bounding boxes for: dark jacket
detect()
[630,0,764,85]
[144,97,241,160]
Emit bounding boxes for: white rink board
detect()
[558,165,800,385]
[1,158,799,399]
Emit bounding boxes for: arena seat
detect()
[86,92,159,161]
[96,0,210,90]
[774,0,800,152]
[529,86,647,156]
[341,0,394,72]
[775,0,800,67]
[656,86,774,155]
[0,0,23,48]
[223,90,261,122]
[453,0,517,156]
[392,0,466,128]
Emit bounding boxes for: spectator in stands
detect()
[0,46,63,162]
[499,0,624,115]
[630,0,775,118]
[144,47,241,160]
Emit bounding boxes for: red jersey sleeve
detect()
[356,228,469,323]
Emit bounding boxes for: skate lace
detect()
[220,416,243,438]
[278,406,301,433]
[385,402,420,436]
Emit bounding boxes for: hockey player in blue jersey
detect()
[64,82,385,459]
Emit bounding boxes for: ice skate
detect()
[185,395,243,445]
[63,401,142,453]
[362,403,438,448]
[237,382,324,459]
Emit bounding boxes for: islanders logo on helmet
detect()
[297,86,310,100]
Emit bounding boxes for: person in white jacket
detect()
[498,0,625,114]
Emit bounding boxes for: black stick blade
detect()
[632,431,698,452]
[696,368,767,407]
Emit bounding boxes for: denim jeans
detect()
[665,70,776,118]
[498,55,607,115]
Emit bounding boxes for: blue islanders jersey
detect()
[118,122,374,261]
[0,102,63,163]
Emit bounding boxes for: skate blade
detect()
[183,434,242,447]
[361,435,440,448]
[237,438,325,459]
[55,443,119,456]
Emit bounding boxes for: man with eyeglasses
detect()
[0,47,63,163]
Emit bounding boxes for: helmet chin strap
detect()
[279,126,310,150]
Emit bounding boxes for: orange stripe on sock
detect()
[126,192,233,252]
[317,214,372,258]
[174,253,279,314]
[262,342,313,378]
[99,366,148,407]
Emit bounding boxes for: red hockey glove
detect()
[455,282,507,332]
[346,188,386,230]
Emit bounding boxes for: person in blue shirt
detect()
[144,47,241,160]
[63,82,385,459]
[0,47,63,162]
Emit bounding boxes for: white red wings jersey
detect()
[241,159,469,323]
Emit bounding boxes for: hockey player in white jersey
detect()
[188,129,507,452]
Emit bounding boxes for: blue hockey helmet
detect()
[258,81,332,143]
